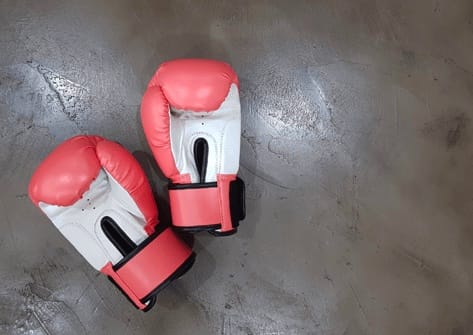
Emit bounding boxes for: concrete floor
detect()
[1,0,473,334]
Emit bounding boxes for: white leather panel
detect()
[169,84,241,183]
[39,169,148,270]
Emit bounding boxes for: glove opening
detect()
[193,137,209,183]
[101,216,137,257]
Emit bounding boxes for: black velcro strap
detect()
[230,177,245,227]
[168,181,217,190]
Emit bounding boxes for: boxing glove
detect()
[141,59,245,236]
[28,135,195,311]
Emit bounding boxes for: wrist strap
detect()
[168,176,245,233]
[101,227,193,310]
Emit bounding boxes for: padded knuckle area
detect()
[150,59,238,112]
[29,135,104,206]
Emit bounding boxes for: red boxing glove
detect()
[28,135,195,311]
[141,59,245,236]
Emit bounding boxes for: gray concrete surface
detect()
[1,0,473,334]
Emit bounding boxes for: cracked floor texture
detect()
[1,1,473,334]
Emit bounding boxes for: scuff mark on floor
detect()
[26,61,88,132]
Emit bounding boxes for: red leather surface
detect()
[169,186,221,227]
[141,58,238,183]
[217,174,237,232]
[101,262,146,310]
[103,228,192,305]
[141,86,182,182]
[148,58,238,111]
[29,135,103,206]
[96,140,158,232]
[29,135,158,232]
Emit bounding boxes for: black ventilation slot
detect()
[193,138,209,183]
[101,216,136,257]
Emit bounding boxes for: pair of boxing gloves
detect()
[28,59,245,311]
